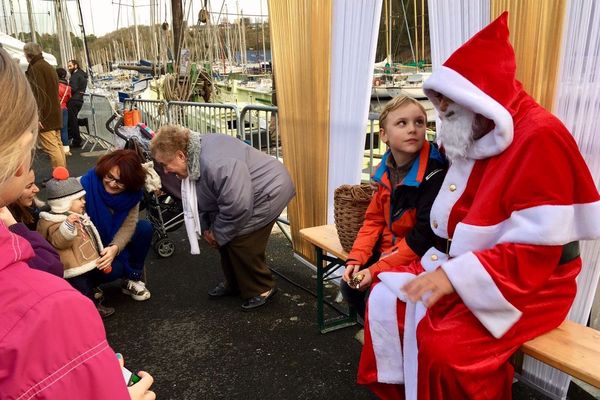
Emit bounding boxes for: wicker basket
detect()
[334,184,375,252]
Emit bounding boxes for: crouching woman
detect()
[80,149,153,301]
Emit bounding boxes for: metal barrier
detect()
[239,104,280,160]
[123,99,169,132]
[89,94,118,150]
[167,102,239,136]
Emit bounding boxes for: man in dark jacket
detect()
[66,59,88,148]
[24,42,66,168]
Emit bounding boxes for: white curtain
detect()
[521,1,600,398]
[427,0,490,69]
[327,0,383,224]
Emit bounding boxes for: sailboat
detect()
[370,0,430,100]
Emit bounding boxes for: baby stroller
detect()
[106,114,184,258]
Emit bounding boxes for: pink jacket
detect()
[0,222,130,399]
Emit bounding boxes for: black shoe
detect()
[208,282,239,298]
[241,287,277,311]
[96,302,115,319]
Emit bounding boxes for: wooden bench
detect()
[299,224,354,333]
[300,224,600,388]
[516,320,600,389]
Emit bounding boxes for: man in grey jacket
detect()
[151,126,296,310]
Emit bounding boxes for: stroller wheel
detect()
[154,238,175,258]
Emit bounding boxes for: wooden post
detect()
[172,0,183,65]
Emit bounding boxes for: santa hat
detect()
[424,12,518,159]
[46,167,86,214]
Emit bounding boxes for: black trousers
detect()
[67,99,83,144]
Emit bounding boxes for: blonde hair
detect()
[379,96,427,130]
[150,124,190,159]
[0,47,38,185]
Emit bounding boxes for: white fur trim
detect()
[442,252,522,338]
[430,158,475,239]
[63,260,97,279]
[450,201,600,256]
[84,217,105,253]
[47,190,86,214]
[39,211,67,222]
[420,247,448,271]
[424,66,514,159]
[377,272,425,400]
[368,281,405,384]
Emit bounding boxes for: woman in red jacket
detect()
[57,67,72,155]
[341,96,446,319]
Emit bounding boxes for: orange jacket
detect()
[347,141,446,279]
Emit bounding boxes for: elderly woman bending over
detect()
[151,126,295,311]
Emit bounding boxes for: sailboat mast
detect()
[53,0,67,65]
[399,0,415,63]
[383,0,390,65]
[260,0,266,67]
[413,0,418,65]
[7,0,17,37]
[421,0,424,65]
[132,0,141,61]
[172,0,183,65]
[25,0,36,41]
[241,10,246,66]
[1,0,8,35]
[75,0,93,84]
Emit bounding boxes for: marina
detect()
[2,1,600,399]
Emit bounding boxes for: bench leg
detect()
[316,248,357,334]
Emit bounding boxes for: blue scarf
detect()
[80,168,143,245]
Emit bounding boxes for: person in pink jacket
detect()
[0,47,155,400]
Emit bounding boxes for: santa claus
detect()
[358,12,600,400]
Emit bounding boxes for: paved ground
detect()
[32,148,597,399]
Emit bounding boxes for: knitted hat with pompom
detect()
[46,167,86,213]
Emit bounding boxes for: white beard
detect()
[436,104,476,162]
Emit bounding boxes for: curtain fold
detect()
[427,0,490,69]
[491,1,566,111]
[327,0,383,224]
[523,1,600,397]
[268,0,333,261]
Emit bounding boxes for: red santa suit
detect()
[358,12,600,400]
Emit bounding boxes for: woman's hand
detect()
[402,268,454,307]
[203,230,219,249]
[128,371,156,400]
[117,354,156,400]
[97,244,118,270]
[0,206,17,227]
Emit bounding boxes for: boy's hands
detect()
[343,262,372,291]
[342,262,361,283]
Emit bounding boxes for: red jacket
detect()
[347,141,446,279]
[58,81,71,109]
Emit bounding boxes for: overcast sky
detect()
[9,0,267,37]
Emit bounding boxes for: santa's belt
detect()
[433,238,579,265]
